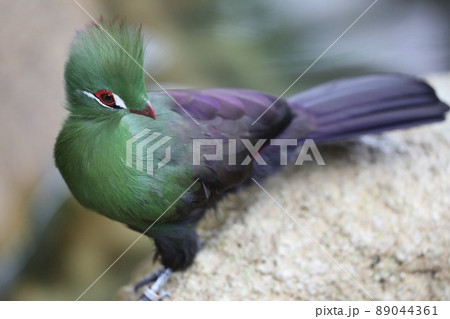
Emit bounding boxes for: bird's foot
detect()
[134,268,173,301]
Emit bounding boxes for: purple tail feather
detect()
[287,74,449,143]
[253,74,448,179]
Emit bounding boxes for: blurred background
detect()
[1,0,449,300]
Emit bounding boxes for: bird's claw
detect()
[139,288,172,301]
[134,268,165,292]
[135,268,173,301]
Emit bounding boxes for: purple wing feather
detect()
[153,88,294,189]
[164,88,293,139]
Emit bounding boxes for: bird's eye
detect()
[94,90,116,107]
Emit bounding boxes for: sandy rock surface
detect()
[118,74,450,301]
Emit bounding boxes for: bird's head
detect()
[64,20,155,121]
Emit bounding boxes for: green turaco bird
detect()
[55,20,449,300]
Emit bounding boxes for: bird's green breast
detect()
[54,108,195,228]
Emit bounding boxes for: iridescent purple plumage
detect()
[145,74,448,272]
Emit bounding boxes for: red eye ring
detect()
[94,90,116,107]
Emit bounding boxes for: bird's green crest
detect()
[65,20,147,119]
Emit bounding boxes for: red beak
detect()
[130,102,156,120]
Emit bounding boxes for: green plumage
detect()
[55,22,195,229]
[65,22,146,117]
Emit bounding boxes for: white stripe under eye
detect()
[112,93,127,109]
